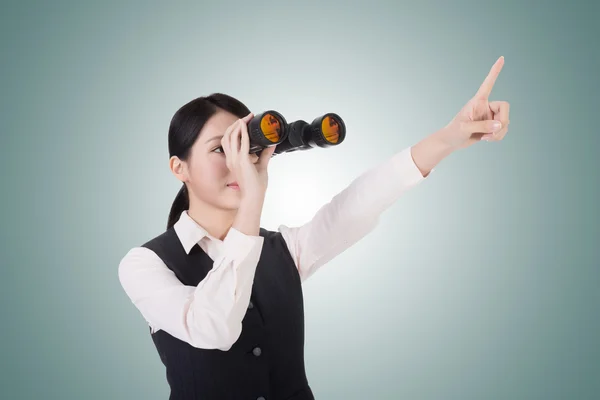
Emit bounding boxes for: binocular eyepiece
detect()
[244,111,346,157]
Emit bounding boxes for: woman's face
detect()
[184,110,259,211]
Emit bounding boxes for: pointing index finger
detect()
[475,56,504,99]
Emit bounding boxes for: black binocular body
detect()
[244,111,346,157]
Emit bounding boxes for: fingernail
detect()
[492,121,502,131]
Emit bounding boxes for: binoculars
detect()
[244,111,346,157]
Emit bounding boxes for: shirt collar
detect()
[173,210,212,254]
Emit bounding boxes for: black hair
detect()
[166,93,251,230]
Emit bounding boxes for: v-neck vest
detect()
[141,226,315,400]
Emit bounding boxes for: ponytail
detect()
[167,184,189,230]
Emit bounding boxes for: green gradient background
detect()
[1,1,598,399]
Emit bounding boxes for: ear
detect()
[169,156,188,183]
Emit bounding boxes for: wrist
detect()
[411,129,457,176]
[233,199,263,237]
[430,127,461,152]
[240,189,266,206]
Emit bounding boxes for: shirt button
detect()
[252,346,262,357]
[248,300,254,310]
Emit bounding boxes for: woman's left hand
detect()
[437,56,511,150]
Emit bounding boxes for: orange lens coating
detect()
[321,115,340,144]
[260,113,282,142]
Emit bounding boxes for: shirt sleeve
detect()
[278,146,432,283]
[118,227,264,351]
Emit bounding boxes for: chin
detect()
[219,194,241,210]
[223,203,240,211]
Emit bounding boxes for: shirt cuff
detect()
[390,146,434,185]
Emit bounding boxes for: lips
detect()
[227,181,238,186]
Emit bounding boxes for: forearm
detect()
[410,129,457,177]
[278,144,431,283]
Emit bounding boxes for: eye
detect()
[212,146,224,154]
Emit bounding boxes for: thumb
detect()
[462,119,502,134]
[257,145,276,170]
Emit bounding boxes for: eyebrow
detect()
[204,135,223,145]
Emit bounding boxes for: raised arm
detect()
[279,145,431,283]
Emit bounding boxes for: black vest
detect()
[141,226,315,400]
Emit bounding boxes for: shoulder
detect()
[258,226,296,265]
[118,246,164,278]
[259,226,286,246]
[118,229,174,280]
[140,228,177,253]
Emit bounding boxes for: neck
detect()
[187,200,237,241]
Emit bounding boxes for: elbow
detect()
[187,309,243,351]
[215,318,243,351]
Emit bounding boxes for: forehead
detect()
[200,110,240,142]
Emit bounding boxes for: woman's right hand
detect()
[220,112,277,203]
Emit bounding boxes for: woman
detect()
[118,57,510,400]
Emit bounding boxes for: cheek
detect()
[190,156,229,188]
[211,155,230,177]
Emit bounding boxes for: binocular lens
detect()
[248,110,288,150]
[260,112,284,143]
[321,114,342,144]
[308,112,345,148]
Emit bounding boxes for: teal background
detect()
[1,1,598,399]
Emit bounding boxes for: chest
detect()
[167,234,304,323]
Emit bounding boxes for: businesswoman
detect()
[118,57,510,400]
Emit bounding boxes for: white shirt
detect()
[118,146,432,350]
